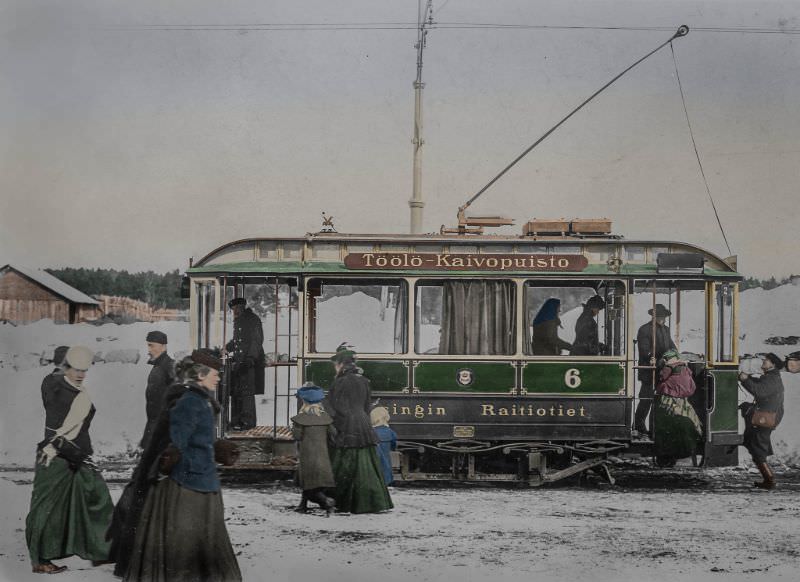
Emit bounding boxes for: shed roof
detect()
[0,265,100,305]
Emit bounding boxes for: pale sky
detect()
[1,0,798,278]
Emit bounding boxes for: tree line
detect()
[741,275,797,290]
[46,268,185,309]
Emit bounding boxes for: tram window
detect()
[311,243,340,261]
[517,244,549,254]
[415,280,516,355]
[414,243,444,254]
[283,242,303,260]
[625,246,646,263]
[632,281,706,359]
[524,281,626,356]
[308,278,407,354]
[451,245,479,254]
[258,241,278,260]
[482,244,514,254]
[715,283,736,362]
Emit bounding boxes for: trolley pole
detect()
[409,0,433,234]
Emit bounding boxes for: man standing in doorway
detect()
[226,297,265,430]
[634,303,676,434]
[139,331,175,449]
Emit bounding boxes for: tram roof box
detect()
[570,218,612,235]
[523,219,570,236]
[657,252,705,274]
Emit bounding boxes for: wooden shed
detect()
[0,265,102,324]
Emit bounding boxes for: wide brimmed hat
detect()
[648,304,671,318]
[763,352,784,370]
[585,295,606,310]
[297,384,325,403]
[65,346,93,370]
[190,348,223,370]
[146,330,168,344]
[330,342,357,363]
[228,297,247,308]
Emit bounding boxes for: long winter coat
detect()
[38,376,96,461]
[291,411,336,490]
[532,318,572,355]
[571,309,600,356]
[636,322,676,383]
[325,367,378,449]
[169,386,220,493]
[741,368,785,463]
[226,308,266,396]
[139,352,175,449]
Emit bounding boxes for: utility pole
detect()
[409,0,433,234]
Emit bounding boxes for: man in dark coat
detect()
[570,296,605,356]
[739,353,785,490]
[225,297,265,430]
[40,346,69,402]
[139,331,175,449]
[634,304,677,434]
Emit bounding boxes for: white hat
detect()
[65,346,93,370]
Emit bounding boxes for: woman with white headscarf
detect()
[25,346,113,574]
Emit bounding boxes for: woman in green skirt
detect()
[325,344,393,514]
[26,346,114,574]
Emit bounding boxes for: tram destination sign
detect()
[344,252,588,272]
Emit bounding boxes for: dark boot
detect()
[309,490,335,517]
[294,492,309,513]
[634,401,651,434]
[754,462,776,490]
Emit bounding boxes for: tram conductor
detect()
[634,303,676,434]
[225,297,265,430]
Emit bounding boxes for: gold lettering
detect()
[414,405,425,419]
[401,406,411,415]
[481,404,495,416]
[410,256,423,267]
[579,406,586,417]
[558,258,569,268]
[436,407,446,416]
[376,256,387,267]
[536,408,546,417]
[486,258,498,268]
[451,257,465,267]
[501,258,512,270]
[362,253,374,267]
[567,408,576,417]
[436,254,451,267]
[498,407,509,416]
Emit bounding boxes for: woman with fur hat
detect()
[291,384,336,516]
[26,346,114,575]
[123,349,241,582]
[651,349,702,467]
[739,353,785,490]
[325,343,393,513]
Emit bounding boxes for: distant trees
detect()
[46,268,185,309]
[741,275,796,290]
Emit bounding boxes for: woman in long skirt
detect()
[124,349,241,582]
[26,346,113,574]
[325,344,393,514]
[652,350,702,467]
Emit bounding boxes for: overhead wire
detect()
[670,42,733,256]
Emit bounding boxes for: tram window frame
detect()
[306,277,408,355]
[713,282,738,364]
[632,280,708,362]
[414,278,517,356]
[523,279,626,357]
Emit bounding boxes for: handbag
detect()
[751,408,778,430]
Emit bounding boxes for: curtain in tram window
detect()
[393,287,406,353]
[439,280,515,355]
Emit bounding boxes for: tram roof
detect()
[187,233,741,279]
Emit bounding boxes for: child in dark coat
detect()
[370,407,397,485]
[291,385,336,516]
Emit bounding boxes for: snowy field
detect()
[1,285,800,581]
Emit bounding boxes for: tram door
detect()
[221,276,300,434]
[631,280,709,440]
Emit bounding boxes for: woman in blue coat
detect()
[124,349,241,582]
[370,407,397,485]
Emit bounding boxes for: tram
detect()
[184,218,742,484]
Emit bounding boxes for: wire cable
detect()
[670,42,733,256]
[461,25,689,213]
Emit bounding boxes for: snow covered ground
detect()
[1,285,800,581]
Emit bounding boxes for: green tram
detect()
[185,224,742,484]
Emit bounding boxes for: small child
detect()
[291,385,336,516]
[370,406,397,486]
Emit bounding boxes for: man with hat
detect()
[634,304,677,434]
[225,297,265,430]
[26,346,114,574]
[571,295,606,356]
[139,331,175,449]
